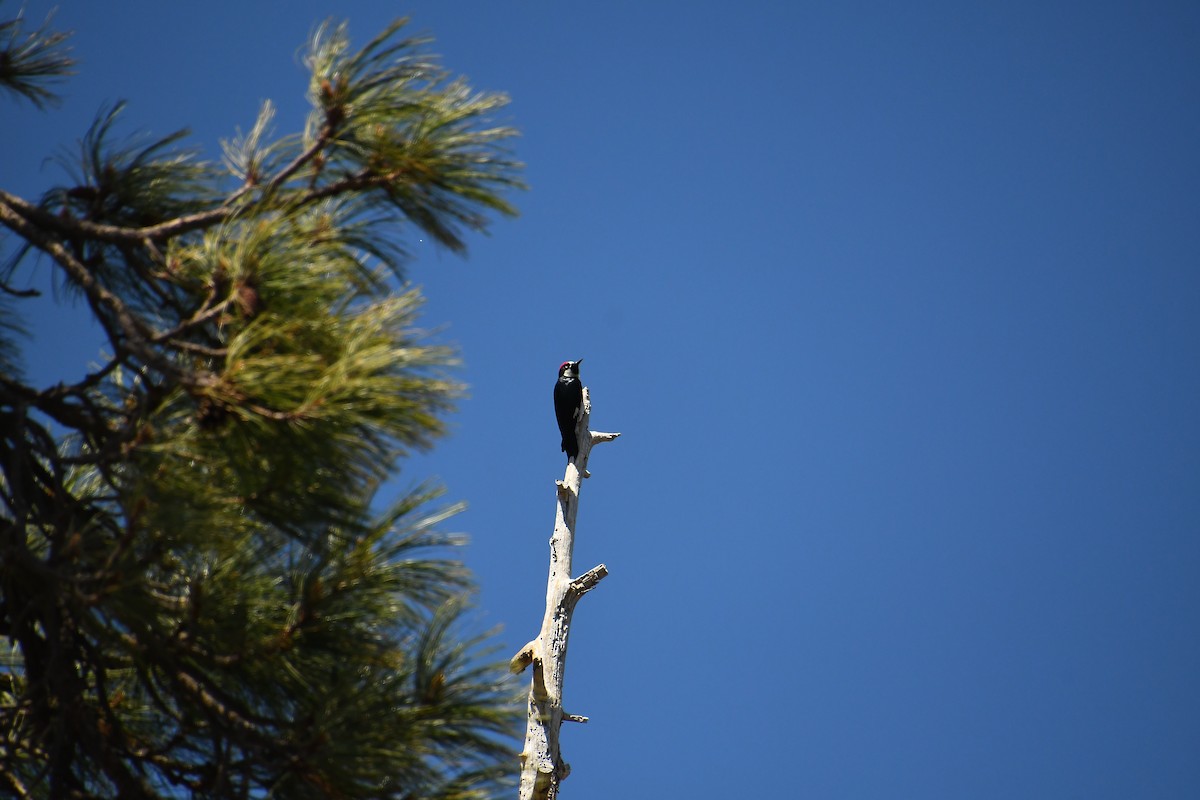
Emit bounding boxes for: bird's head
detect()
[558,359,582,379]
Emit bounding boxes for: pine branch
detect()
[0,198,214,393]
[1,16,525,798]
[0,8,75,109]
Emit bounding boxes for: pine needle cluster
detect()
[0,12,523,799]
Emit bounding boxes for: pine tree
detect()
[0,12,523,799]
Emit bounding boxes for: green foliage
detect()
[0,14,522,800]
[0,4,75,108]
[303,20,522,253]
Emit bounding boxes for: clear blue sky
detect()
[4,2,1199,797]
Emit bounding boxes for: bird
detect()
[554,359,583,461]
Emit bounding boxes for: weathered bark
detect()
[511,386,619,800]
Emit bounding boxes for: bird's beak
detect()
[575,358,583,365]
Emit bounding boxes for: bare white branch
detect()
[516,387,620,800]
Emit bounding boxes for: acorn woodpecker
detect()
[554,359,583,461]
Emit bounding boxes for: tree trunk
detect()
[511,386,619,800]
